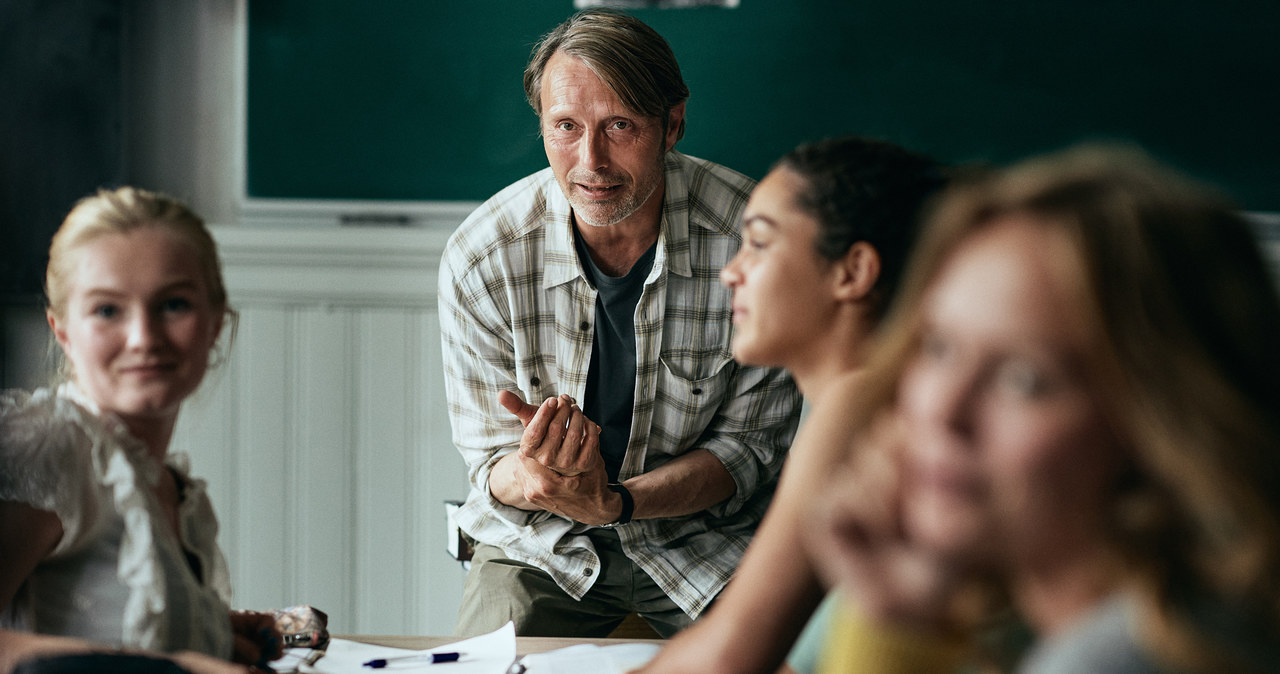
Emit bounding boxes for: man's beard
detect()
[566,160,663,228]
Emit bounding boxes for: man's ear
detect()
[833,241,881,302]
[664,101,686,152]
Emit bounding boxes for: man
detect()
[438,9,801,638]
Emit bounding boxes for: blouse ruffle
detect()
[0,385,234,657]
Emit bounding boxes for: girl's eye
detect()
[91,304,119,319]
[996,361,1050,398]
[742,223,771,250]
[161,297,193,313]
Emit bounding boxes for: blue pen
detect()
[362,651,465,668]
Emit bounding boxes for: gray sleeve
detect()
[1017,597,1176,674]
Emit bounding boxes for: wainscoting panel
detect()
[169,226,468,636]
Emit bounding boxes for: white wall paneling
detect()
[169,226,468,636]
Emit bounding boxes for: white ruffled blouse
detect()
[0,384,234,657]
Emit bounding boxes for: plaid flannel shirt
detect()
[438,151,802,618]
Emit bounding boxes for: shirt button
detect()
[583,568,594,577]
[531,376,541,387]
[692,387,703,395]
[579,321,590,331]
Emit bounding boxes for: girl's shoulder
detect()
[0,386,102,514]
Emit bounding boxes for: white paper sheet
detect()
[289,622,516,674]
[511,642,660,674]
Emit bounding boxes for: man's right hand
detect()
[499,391,600,477]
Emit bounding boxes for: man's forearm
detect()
[625,449,736,520]
[490,446,737,522]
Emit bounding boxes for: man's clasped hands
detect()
[496,392,624,527]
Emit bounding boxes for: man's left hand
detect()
[516,452,623,525]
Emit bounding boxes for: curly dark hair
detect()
[774,137,947,321]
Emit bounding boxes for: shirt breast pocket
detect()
[649,352,735,456]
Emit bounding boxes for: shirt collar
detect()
[57,381,146,455]
[59,380,105,419]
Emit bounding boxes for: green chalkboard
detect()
[248,1,1280,210]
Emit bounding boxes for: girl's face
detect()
[50,226,223,428]
[897,217,1120,571]
[720,166,839,369]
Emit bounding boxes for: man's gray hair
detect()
[523,9,689,141]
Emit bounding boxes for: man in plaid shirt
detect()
[440,9,801,638]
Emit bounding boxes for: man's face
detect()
[539,51,682,228]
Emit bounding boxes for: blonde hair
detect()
[46,187,235,372]
[861,145,1280,630]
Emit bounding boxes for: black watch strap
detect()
[606,482,634,525]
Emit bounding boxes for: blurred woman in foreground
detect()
[809,145,1280,672]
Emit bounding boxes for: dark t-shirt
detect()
[574,228,657,482]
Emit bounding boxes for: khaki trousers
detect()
[453,528,694,638]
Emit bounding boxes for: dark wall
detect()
[0,0,124,300]
[247,0,1280,210]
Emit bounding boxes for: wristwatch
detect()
[605,482,634,525]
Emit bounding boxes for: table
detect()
[338,635,666,658]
